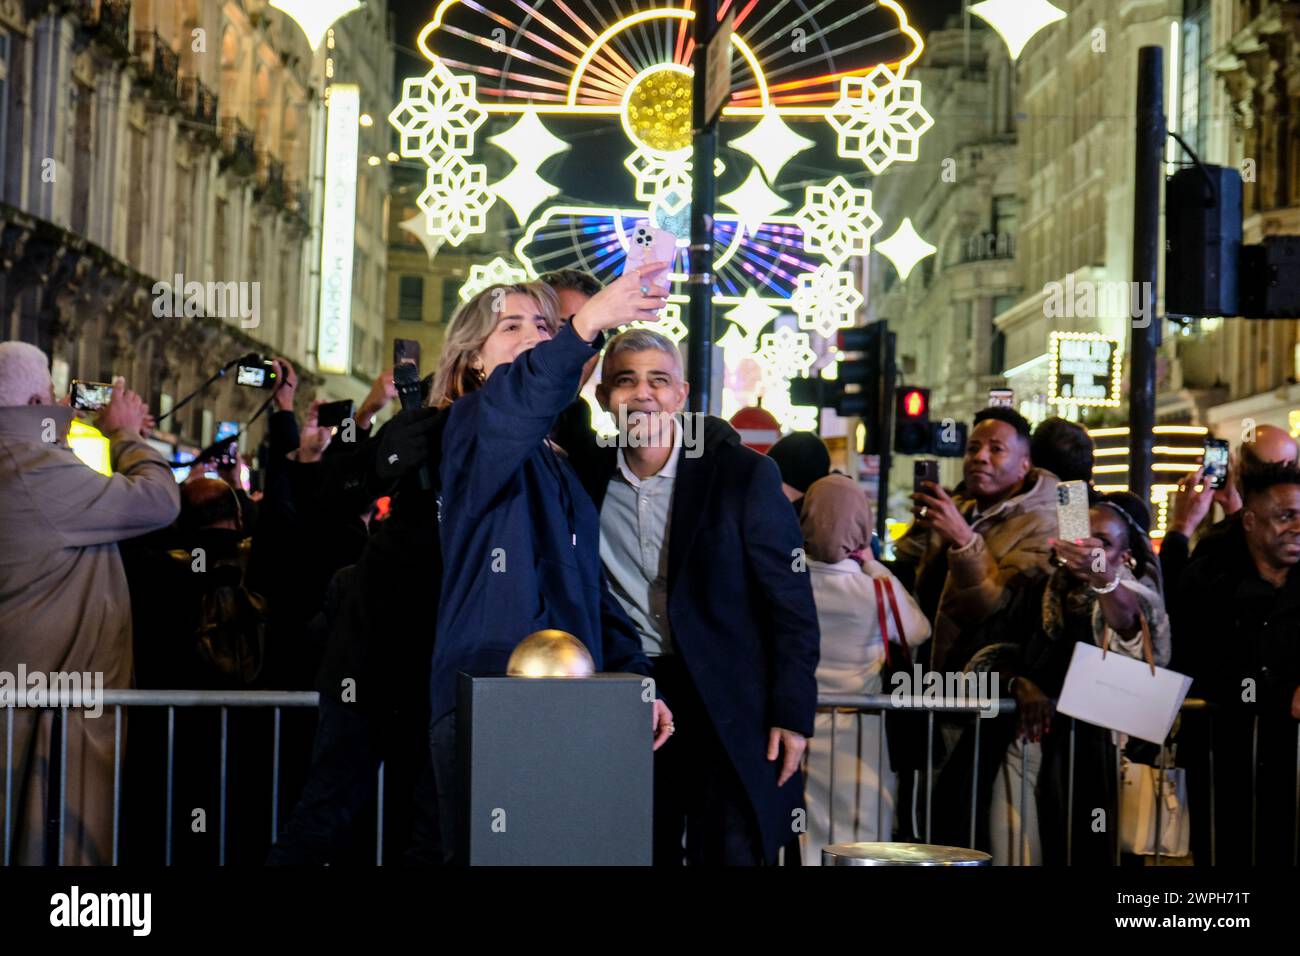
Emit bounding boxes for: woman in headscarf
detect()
[797,475,930,863]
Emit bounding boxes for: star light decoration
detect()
[404,1,939,432]
[969,0,1067,61]
[720,167,790,238]
[791,266,865,339]
[729,109,814,183]
[875,217,937,280]
[270,0,363,51]
[796,176,884,266]
[399,210,446,262]
[458,257,530,302]
[827,64,934,175]
[718,292,781,359]
[488,113,570,226]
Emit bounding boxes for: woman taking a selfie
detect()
[426,265,674,861]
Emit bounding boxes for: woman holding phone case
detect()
[936,496,1170,865]
[425,265,674,862]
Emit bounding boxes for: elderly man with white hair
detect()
[0,341,179,864]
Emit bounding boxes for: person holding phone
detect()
[892,406,1059,673]
[934,495,1168,865]
[0,344,180,864]
[427,267,675,863]
[1162,424,1300,599]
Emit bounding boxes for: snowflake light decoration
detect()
[792,266,865,339]
[389,60,488,162]
[796,176,884,266]
[756,326,817,385]
[827,64,933,175]
[404,1,936,431]
[459,257,530,302]
[417,154,495,247]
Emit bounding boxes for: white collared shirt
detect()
[600,415,682,656]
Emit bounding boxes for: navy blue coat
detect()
[565,415,821,862]
[430,322,651,722]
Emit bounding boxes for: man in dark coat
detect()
[560,328,820,866]
[1175,461,1300,865]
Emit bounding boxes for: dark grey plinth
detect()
[458,673,653,866]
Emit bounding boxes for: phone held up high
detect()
[316,399,354,431]
[914,459,940,494]
[1203,437,1230,490]
[394,338,420,370]
[70,380,114,412]
[622,221,677,280]
[1055,479,1091,544]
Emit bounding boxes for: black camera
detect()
[235,355,278,389]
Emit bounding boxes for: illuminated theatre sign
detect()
[389,0,938,430]
[318,84,361,375]
[1047,332,1123,408]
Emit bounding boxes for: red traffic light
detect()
[901,388,928,418]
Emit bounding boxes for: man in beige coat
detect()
[0,342,179,864]
[894,406,1058,674]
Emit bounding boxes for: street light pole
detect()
[1130,46,1165,504]
[687,0,718,414]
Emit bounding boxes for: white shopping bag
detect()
[1056,642,1192,745]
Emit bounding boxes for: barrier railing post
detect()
[925,711,934,843]
[828,712,837,845]
[58,706,67,866]
[1019,737,1028,866]
[1251,715,1259,867]
[112,705,122,866]
[4,707,11,866]
[376,761,385,866]
[969,715,979,849]
[271,706,281,846]
[219,706,228,866]
[165,706,174,866]
[1066,718,1075,866]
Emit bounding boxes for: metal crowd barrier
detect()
[2,690,1297,865]
[814,694,1300,867]
[2,690,321,866]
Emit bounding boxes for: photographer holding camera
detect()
[0,342,180,865]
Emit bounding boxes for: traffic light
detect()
[788,324,885,420]
[894,387,931,454]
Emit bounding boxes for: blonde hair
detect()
[429,282,560,408]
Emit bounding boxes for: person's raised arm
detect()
[34,382,179,546]
[447,265,669,513]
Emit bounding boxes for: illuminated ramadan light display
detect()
[393,0,937,430]
[270,0,363,52]
[968,0,1067,62]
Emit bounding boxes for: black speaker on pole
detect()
[1165,164,1242,317]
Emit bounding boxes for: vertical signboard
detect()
[317,84,360,375]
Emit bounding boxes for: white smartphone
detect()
[623,221,677,280]
[1056,479,1091,544]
